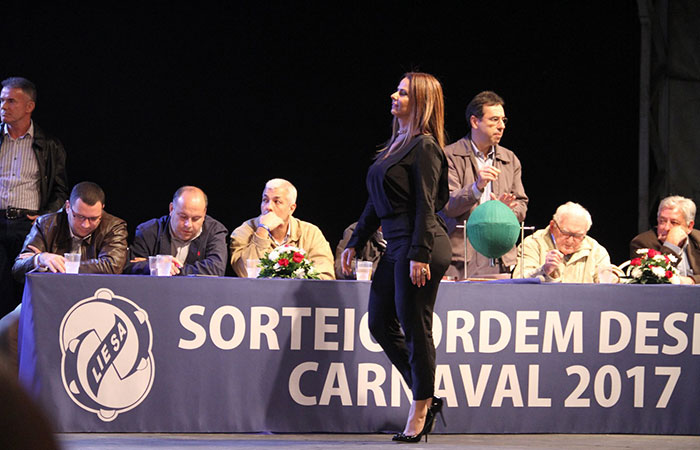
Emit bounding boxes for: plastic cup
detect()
[246,259,261,278]
[148,256,159,276]
[64,253,81,274]
[356,260,373,281]
[156,255,173,276]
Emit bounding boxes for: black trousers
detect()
[368,231,451,400]
[0,217,33,316]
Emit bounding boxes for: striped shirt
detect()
[0,122,40,210]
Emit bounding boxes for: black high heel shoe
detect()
[392,397,445,443]
[392,409,434,443]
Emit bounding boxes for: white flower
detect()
[632,267,643,279]
[651,266,666,278]
[653,254,666,262]
[667,254,678,263]
[293,268,306,278]
[273,263,281,270]
[269,250,279,261]
[636,248,650,255]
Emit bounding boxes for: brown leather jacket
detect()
[12,208,128,280]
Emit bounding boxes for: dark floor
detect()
[58,433,700,450]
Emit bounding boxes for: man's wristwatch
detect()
[259,224,272,236]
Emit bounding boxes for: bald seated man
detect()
[124,186,228,276]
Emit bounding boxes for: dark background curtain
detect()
[4,1,694,266]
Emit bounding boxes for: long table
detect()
[17,273,700,434]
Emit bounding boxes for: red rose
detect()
[666,270,674,279]
[630,258,642,266]
[278,258,289,267]
[647,249,660,258]
[664,255,670,263]
[292,252,304,263]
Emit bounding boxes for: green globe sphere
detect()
[466,200,520,258]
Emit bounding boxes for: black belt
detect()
[0,208,39,219]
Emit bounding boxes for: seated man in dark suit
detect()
[124,186,228,276]
[630,195,700,285]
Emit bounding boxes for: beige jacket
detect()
[440,136,528,274]
[512,225,610,283]
[230,216,335,280]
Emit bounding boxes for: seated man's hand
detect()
[38,252,66,273]
[340,247,356,276]
[476,166,501,191]
[680,276,695,285]
[257,211,284,237]
[259,211,284,229]
[130,257,147,263]
[170,257,183,276]
[543,249,564,277]
[490,192,517,210]
[664,226,689,247]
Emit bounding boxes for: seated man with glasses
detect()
[12,181,127,277]
[630,195,699,285]
[512,201,610,282]
[1,181,127,373]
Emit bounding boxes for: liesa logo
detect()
[60,288,155,421]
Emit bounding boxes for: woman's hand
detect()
[341,248,356,276]
[409,260,430,287]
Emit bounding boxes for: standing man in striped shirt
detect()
[0,77,68,315]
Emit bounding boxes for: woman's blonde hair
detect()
[382,72,445,156]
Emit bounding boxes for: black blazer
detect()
[348,135,448,263]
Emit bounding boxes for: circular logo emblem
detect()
[60,288,155,422]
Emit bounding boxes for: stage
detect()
[56,432,700,449]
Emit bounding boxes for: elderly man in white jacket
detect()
[513,202,611,283]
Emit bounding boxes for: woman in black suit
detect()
[341,72,450,442]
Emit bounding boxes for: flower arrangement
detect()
[623,248,680,284]
[258,245,320,279]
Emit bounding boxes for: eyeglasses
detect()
[485,116,508,125]
[552,220,586,241]
[70,208,102,224]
